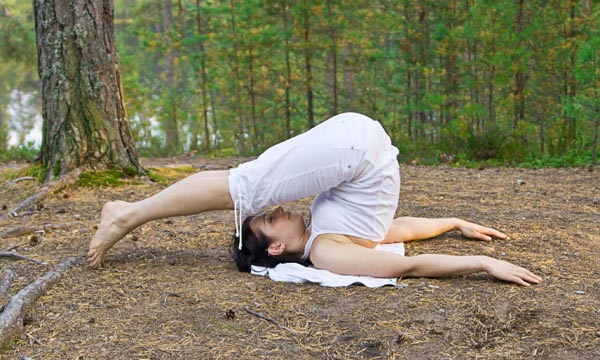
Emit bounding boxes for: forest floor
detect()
[0,157,599,360]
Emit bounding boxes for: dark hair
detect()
[230,215,306,272]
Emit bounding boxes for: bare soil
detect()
[1,158,599,359]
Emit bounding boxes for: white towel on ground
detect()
[250,243,405,288]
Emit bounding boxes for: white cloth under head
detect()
[251,243,405,287]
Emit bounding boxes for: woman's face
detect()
[249,206,306,251]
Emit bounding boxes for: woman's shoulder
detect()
[309,233,379,261]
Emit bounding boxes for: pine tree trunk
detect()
[0,104,6,151]
[513,0,525,133]
[282,2,292,139]
[229,0,245,154]
[34,0,142,181]
[162,0,178,155]
[195,0,211,152]
[326,0,338,117]
[303,0,315,129]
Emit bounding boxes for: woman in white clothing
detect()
[88,113,542,286]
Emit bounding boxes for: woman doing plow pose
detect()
[88,112,541,286]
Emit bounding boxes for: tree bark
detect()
[34,0,143,181]
[0,269,15,297]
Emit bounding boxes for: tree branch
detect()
[0,257,79,346]
[0,221,86,240]
[244,306,297,334]
[0,252,47,266]
[0,170,81,221]
[6,177,37,186]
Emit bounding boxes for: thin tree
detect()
[195,0,211,151]
[229,0,245,153]
[162,0,179,155]
[513,0,526,132]
[303,0,315,128]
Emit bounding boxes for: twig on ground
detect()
[6,177,36,186]
[0,252,47,266]
[0,257,79,346]
[0,221,85,240]
[0,170,81,221]
[244,306,298,334]
[4,244,22,252]
[0,269,15,297]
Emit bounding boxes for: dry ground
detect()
[0,157,599,359]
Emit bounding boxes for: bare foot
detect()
[88,201,136,268]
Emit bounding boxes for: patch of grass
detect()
[147,169,168,184]
[76,170,130,188]
[0,163,44,183]
[146,166,197,185]
[0,337,22,352]
[0,141,39,162]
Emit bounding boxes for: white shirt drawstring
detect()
[234,189,244,250]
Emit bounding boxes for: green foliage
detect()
[0,141,38,162]
[3,0,600,167]
[0,162,43,183]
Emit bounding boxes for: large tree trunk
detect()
[34,0,143,181]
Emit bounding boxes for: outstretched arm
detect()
[310,238,541,286]
[383,217,507,243]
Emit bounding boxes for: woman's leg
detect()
[88,170,233,267]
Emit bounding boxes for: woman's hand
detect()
[455,219,507,242]
[482,257,542,286]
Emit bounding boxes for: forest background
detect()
[1,0,599,167]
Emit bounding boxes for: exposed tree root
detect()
[0,269,15,297]
[0,221,86,240]
[0,252,47,266]
[0,169,81,221]
[0,257,79,346]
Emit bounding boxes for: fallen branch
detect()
[0,221,85,240]
[0,257,79,346]
[0,269,15,297]
[0,170,81,221]
[244,306,297,334]
[0,252,47,266]
[6,177,36,186]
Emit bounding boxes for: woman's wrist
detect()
[478,255,492,272]
[451,218,464,231]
